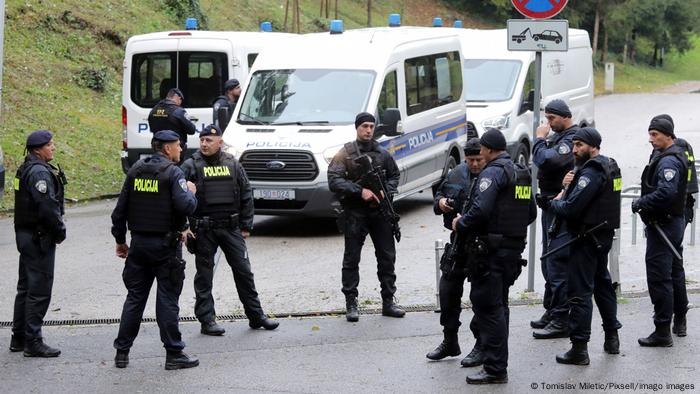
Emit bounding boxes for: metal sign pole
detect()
[527,50,543,292]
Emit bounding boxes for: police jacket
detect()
[532,125,578,195]
[14,154,66,240]
[433,163,474,230]
[649,138,698,195]
[456,153,537,240]
[180,150,254,230]
[550,155,622,233]
[327,139,400,210]
[111,153,197,243]
[638,144,688,218]
[147,99,197,143]
[212,96,235,133]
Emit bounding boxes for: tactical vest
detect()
[192,152,239,218]
[343,141,385,182]
[148,100,179,133]
[14,159,66,229]
[486,158,533,237]
[537,127,577,194]
[675,138,698,194]
[212,96,234,132]
[126,158,174,233]
[641,144,688,217]
[578,156,622,230]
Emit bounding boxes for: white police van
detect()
[457,28,595,165]
[120,20,292,172]
[223,18,470,217]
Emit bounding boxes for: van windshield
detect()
[463,60,521,102]
[238,69,375,125]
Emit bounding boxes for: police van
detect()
[120,21,292,172]
[458,28,595,166]
[223,21,470,217]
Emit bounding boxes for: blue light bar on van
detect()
[454,20,463,28]
[260,21,272,32]
[185,18,198,30]
[330,20,344,34]
[388,13,401,27]
[432,17,443,27]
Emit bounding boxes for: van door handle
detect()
[436,109,463,120]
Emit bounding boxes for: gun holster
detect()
[168,255,186,294]
[335,208,346,234]
[185,233,197,254]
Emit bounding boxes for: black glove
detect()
[631,199,641,214]
[54,228,67,244]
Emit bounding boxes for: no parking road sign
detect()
[511,0,568,19]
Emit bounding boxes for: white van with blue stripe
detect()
[223,21,471,217]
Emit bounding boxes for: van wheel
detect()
[515,142,530,166]
[432,155,457,197]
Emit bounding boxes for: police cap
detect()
[544,99,572,118]
[355,112,376,129]
[153,130,180,142]
[648,117,674,138]
[26,130,53,148]
[168,88,184,101]
[480,128,506,151]
[572,127,602,149]
[464,138,481,156]
[224,79,240,91]
[200,124,222,137]
[652,113,674,129]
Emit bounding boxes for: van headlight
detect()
[323,144,344,164]
[482,113,511,130]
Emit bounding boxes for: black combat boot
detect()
[530,311,552,329]
[382,298,406,318]
[9,335,25,352]
[533,320,569,339]
[466,369,508,384]
[604,330,620,354]
[115,349,129,368]
[556,341,590,365]
[249,317,279,331]
[426,333,461,360]
[201,320,226,336]
[672,315,687,337]
[346,298,359,322]
[23,339,61,358]
[461,345,484,367]
[638,324,673,347]
[165,350,200,370]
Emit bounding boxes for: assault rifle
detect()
[540,221,608,260]
[354,154,401,242]
[442,178,478,280]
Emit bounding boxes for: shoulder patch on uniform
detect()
[479,178,492,192]
[35,179,47,193]
[577,176,590,189]
[664,168,676,181]
[558,144,571,155]
[179,178,188,192]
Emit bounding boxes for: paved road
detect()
[1,93,699,322]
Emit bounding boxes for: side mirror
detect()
[376,108,402,137]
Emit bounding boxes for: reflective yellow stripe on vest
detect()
[133,178,159,193]
[203,166,231,177]
[515,185,532,200]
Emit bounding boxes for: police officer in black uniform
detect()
[531,99,578,338]
[212,79,241,133]
[148,88,197,156]
[111,130,199,370]
[452,129,536,384]
[632,118,689,347]
[11,130,66,357]
[548,128,623,365]
[328,112,405,322]
[180,125,279,335]
[426,138,487,366]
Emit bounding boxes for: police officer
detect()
[548,128,623,365]
[180,125,278,335]
[531,99,578,338]
[111,130,199,370]
[328,112,405,322]
[632,118,689,347]
[452,129,536,384]
[212,79,241,133]
[11,130,66,357]
[148,88,197,157]
[426,138,487,366]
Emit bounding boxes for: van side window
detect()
[519,62,536,115]
[248,53,259,68]
[404,51,461,116]
[132,52,176,108]
[377,70,397,121]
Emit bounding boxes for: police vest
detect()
[148,100,178,133]
[641,144,688,217]
[126,158,174,233]
[537,127,577,194]
[212,96,234,132]
[578,156,622,230]
[14,159,65,229]
[192,152,239,218]
[487,158,533,237]
[675,138,698,195]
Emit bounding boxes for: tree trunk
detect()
[296,0,301,33]
[622,31,629,64]
[335,0,339,19]
[320,0,324,17]
[367,0,372,27]
[326,0,329,19]
[284,0,289,31]
[600,18,608,63]
[652,44,658,67]
[592,0,601,56]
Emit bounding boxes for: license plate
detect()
[253,189,295,200]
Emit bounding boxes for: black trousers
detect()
[114,234,185,352]
[193,227,264,323]
[567,230,622,343]
[12,230,56,341]
[645,217,688,326]
[469,249,522,376]
[541,208,570,323]
[439,272,480,348]
[341,208,397,300]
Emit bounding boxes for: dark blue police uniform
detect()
[148,95,197,153]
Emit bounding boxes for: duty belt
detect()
[191,214,239,230]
